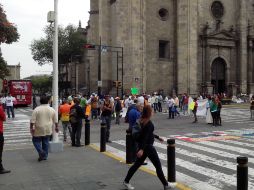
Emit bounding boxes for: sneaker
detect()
[0,169,11,174]
[123,181,135,190]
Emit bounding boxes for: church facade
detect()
[85,0,254,96]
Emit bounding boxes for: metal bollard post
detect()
[237,157,248,190]
[85,118,90,146]
[100,123,106,152]
[167,139,176,183]
[126,130,133,164]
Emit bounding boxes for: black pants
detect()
[124,145,168,186]
[0,134,4,169]
[158,102,162,112]
[71,123,82,146]
[211,111,218,126]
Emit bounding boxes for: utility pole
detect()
[116,51,119,97]
[98,37,102,96]
[52,0,59,141]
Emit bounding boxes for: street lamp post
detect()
[47,0,63,152]
[52,0,59,138]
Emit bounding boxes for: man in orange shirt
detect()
[59,99,72,142]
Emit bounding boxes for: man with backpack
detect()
[69,97,85,147]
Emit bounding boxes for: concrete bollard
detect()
[100,123,106,152]
[167,139,176,183]
[237,156,248,190]
[85,118,90,146]
[126,130,133,164]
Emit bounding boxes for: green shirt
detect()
[210,101,217,112]
[80,97,87,108]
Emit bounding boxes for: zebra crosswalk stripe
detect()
[93,143,221,190]
[100,138,254,190]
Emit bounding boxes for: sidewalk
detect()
[0,145,176,190]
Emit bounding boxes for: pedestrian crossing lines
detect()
[92,131,254,190]
[4,112,32,149]
[3,109,63,150]
[221,107,253,125]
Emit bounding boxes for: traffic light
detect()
[117,81,122,88]
[113,81,117,87]
[84,44,96,49]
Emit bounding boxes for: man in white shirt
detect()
[167,96,175,119]
[30,95,58,161]
[5,93,15,118]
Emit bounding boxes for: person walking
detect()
[167,96,175,119]
[101,95,113,143]
[0,102,10,174]
[250,95,254,120]
[173,95,180,116]
[114,97,122,125]
[123,105,171,190]
[59,99,72,142]
[69,97,85,147]
[127,99,141,162]
[30,95,59,161]
[5,93,15,118]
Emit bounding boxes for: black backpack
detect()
[69,106,78,124]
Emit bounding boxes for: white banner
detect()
[196,99,208,117]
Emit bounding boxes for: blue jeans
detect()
[32,136,49,159]
[6,106,14,118]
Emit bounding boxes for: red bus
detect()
[3,80,32,106]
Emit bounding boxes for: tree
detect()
[30,24,86,66]
[0,55,9,79]
[26,75,53,95]
[0,4,19,44]
[0,4,19,79]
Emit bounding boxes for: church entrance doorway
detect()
[211,57,226,94]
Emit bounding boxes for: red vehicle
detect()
[3,80,32,106]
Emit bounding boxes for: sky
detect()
[1,0,90,78]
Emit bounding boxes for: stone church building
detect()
[85,0,254,96]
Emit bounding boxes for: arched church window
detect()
[211,1,224,19]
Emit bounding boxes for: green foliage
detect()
[0,4,19,44]
[0,54,10,79]
[27,75,53,94]
[30,24,86,66]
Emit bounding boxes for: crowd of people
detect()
[0,91,253,190]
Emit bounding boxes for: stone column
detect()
[99,0,111,94]
[177,0,199,95]
[238,0,248,94]
[88,0,99,94]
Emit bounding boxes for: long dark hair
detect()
[140,105,152,125]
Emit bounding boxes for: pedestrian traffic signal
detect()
[117,81,122,88]
[113,81,117,87]
[84,44,96,49]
